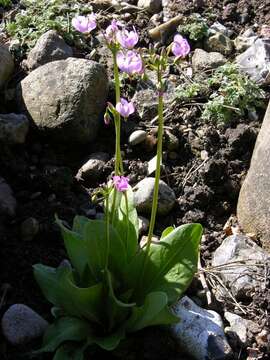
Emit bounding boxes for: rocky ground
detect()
[0,0,270,359]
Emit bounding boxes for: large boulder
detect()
[237,102,270,251]
[0,45,14,89]
[26,30,73,70]
[18,58,108,144]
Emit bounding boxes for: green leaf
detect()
[33,264,104,325]
[127,224,203,304]
[39,317,91,353]
[53,342,88,360]
[94,327,126,351]
[126,291,179,332]
[108,187,139,261]
[83,220,127,281]
[161,226,174,239]
[55,216,89,282]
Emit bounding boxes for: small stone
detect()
[205,32,234,55]
[192,49,226,71]
[0,177,16,217]
[0,113,29,144]
[236,38,270,85]
[0,44,14,89]
[76,152,109,182]
[26,30,73,70]
[133,177,175,215]
[140,234,159,248]
[21,217,39,241]
[261,25,270,38]
[165,131,179,151]
[128,130,147,146]
[201,150,209,160]
[234,32,258,52]
[137,0,162,14]
[138,215,150,235]
[239,13,249,24]
[171,296,232,360]
[224,312,250,346]
[209,22,233,38]
[212,234,269,299]
[1,304,48,345]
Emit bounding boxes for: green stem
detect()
[145,68,164,254]
[105,194,110,269]
[113,51,123,175]
[124,191,129,251]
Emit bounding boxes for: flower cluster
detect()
[113,175,129,192]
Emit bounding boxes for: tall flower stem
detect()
[145,66,164,254]
[113,50,123,176]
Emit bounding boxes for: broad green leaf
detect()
[33,264,104,325]
[39,317,91,353]
[108,187,139,260]
[94,327,126,351]
[126,292,178,332]
[126,224,203,304]
[53,342,88,360]
[161,226,174,239]
[55,216,89,281]
[83,220,127,281]
[72,215,89,234]
[104,269,135,331]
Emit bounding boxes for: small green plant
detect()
[33,16,202,359]
[0,0,12,7]
[202,63,265,122]
[5,0,92,50]
[175,82,207,100]
[178,14,209,41]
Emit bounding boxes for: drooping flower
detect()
[104,112,111,125]
[171,34,190,58]
[116,50,143,75]
[113,176,129,192]
[116,27,139,49]
[105,19,122,43]
[116,98,135,118]
[72,14,96,33]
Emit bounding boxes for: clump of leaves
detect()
[175,81,208,100]
[178,14,209,41]
[5,0,92,50]
[34,187,202,358]
[202,63,266,123]
[0,0,12,7]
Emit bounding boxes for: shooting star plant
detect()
[33,15,201,360]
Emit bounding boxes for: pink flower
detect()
[116,98,135,118]
[116,27,139,49]
[72,14,96,33]
[116,50,143,75]
[113,176,129,192]
[105,19,122,43]
[172,34,190,58]
[104,113,111,125]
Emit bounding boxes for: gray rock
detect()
[0,177,16,217]
[212,234,269,299]
[236,38,270,85]
[205,32,234,55]
[171,296,232,360]
[138,215,150,235]
[237,102,270,251]
[192,49,226,71]
[0,45,14,89]
[224,312,250,346]
[26,30,73,70]
[76,152,109,181]
[133,177,175,215]
[137,0,162,13]
[1,304,48,345]
[128,130,147,146]
[234,34,258,52]
[132,71,174,121]
[18,58,108,144]
[21,217,39,241]
[209,22,233,38]
[0,113,29,144]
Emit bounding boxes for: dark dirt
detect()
[1,1,270,359]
